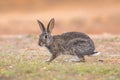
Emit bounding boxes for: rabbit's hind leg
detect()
[69,54,85,62]
[74,49,86,62]
[76,55,85,62]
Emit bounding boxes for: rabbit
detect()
[37,18,100,62]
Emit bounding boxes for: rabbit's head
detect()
[37,18,55,47]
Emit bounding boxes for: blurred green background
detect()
[0,0,120,35]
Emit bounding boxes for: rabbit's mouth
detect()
[38,38,52,47]
[38,42,45,47]
[39,41,50,47]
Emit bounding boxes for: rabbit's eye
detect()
[45,35,47,39]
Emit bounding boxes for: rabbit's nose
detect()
[38,42,41,46]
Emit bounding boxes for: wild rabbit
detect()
[37,18,100,62]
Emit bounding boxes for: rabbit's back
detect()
[61,32,90,41]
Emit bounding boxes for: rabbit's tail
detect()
[91,51,101,56]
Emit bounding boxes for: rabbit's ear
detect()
[37,20,46,32]
[47,18,55,33]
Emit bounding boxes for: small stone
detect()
[98,59,104,62]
